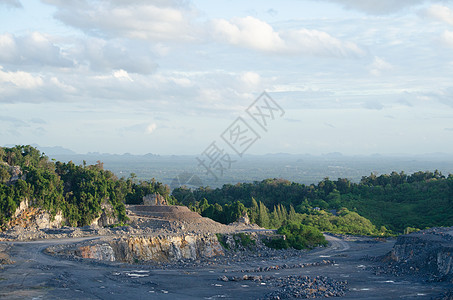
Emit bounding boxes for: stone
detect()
[236,211,250,225]
[143,193,167,206]
[69,234,225,263]
[386,227,453,282]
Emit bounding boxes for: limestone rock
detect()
[91,201,119,227]
[237,211,250,225]
[34,210,65,229]
[71,234,224,263]
[9,204,65,229]
[143,193,167,206]
[76,243,116,261]
[8,165,22,182]
[14,199,29,218]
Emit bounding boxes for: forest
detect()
[1,145,452,237]
[172,171,453,234]
[0,145,170,228]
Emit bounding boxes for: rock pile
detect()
[264,275,348,299]
[218,274,348,299]
[230,260,335,273]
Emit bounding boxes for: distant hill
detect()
[32,145,77,156]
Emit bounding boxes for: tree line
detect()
[2,145,452,236]
[172,171,453,233]
[0,146,171,228]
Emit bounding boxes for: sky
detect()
[1,0,453,155]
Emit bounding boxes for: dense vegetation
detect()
[172,171,453,234]
[0,146,171,228]
[264,223,328,250]
[2,145,452,240]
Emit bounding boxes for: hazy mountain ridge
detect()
[4,145,453,188]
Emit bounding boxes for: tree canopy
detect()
[0,145,171,228]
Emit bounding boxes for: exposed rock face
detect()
[0,163,25,184]
[10,201,65,229]
[143,193,167,206]
[8,165,23,183]
[389,227,453,281]
[13,199,29,218]
[72,234,224,263]
[34,210,65,229]
[236,211,250,225]
[91,201,118,227]
[11,199,118,229]
[76,243,116,261]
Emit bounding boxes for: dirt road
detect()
[0,235,450,299]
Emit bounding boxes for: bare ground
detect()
[0,234,451,299]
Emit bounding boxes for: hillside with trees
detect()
[172,171,453,234]
[0,145,171,228]
[1,145,452,237]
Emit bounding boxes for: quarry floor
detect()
[0,235,450,299]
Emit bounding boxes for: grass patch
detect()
[216,234,229,249]
[233,233,255,249]
[263,237,288,250]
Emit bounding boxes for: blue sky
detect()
[1,0,453,155]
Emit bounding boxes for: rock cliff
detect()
[90,201,119,227]
[66,234,224,263]
[389,227,453,282]
[9,200,65,229]
[8,199,118,230]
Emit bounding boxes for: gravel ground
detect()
[2,234,451,299]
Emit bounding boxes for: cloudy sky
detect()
[1,0,453,155]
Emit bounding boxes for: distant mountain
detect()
[31,145,77,156]
[322,152,343,158]
[1,144,77,156]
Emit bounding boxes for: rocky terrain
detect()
[47,233,225,263]
[374,227,453,283]
[0,202,262,241]
[1,204,453,299]
[0,243,14,265]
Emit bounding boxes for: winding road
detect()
[0,234,450,299]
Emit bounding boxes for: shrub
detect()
[266,223,327,250]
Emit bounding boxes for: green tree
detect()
[249,197,259,224]
[258,201,270,227]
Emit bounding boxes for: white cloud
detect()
[369,56,393,76]
[50,77,76,93]
[321,0,429,15]
[442,30,453,48]
[146,123,157,134]
[241,71,261,87]
[281,28,365,57]
[75,38,157,74]
[211,16,364,57]
[422,5,453,25]
[0,32,72,68]
[212,17,284,52]
[0,67,43,89]
[0,34,16,62]
[0,33,156,74]
[43,0,199,42]
[113,69,133,81]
